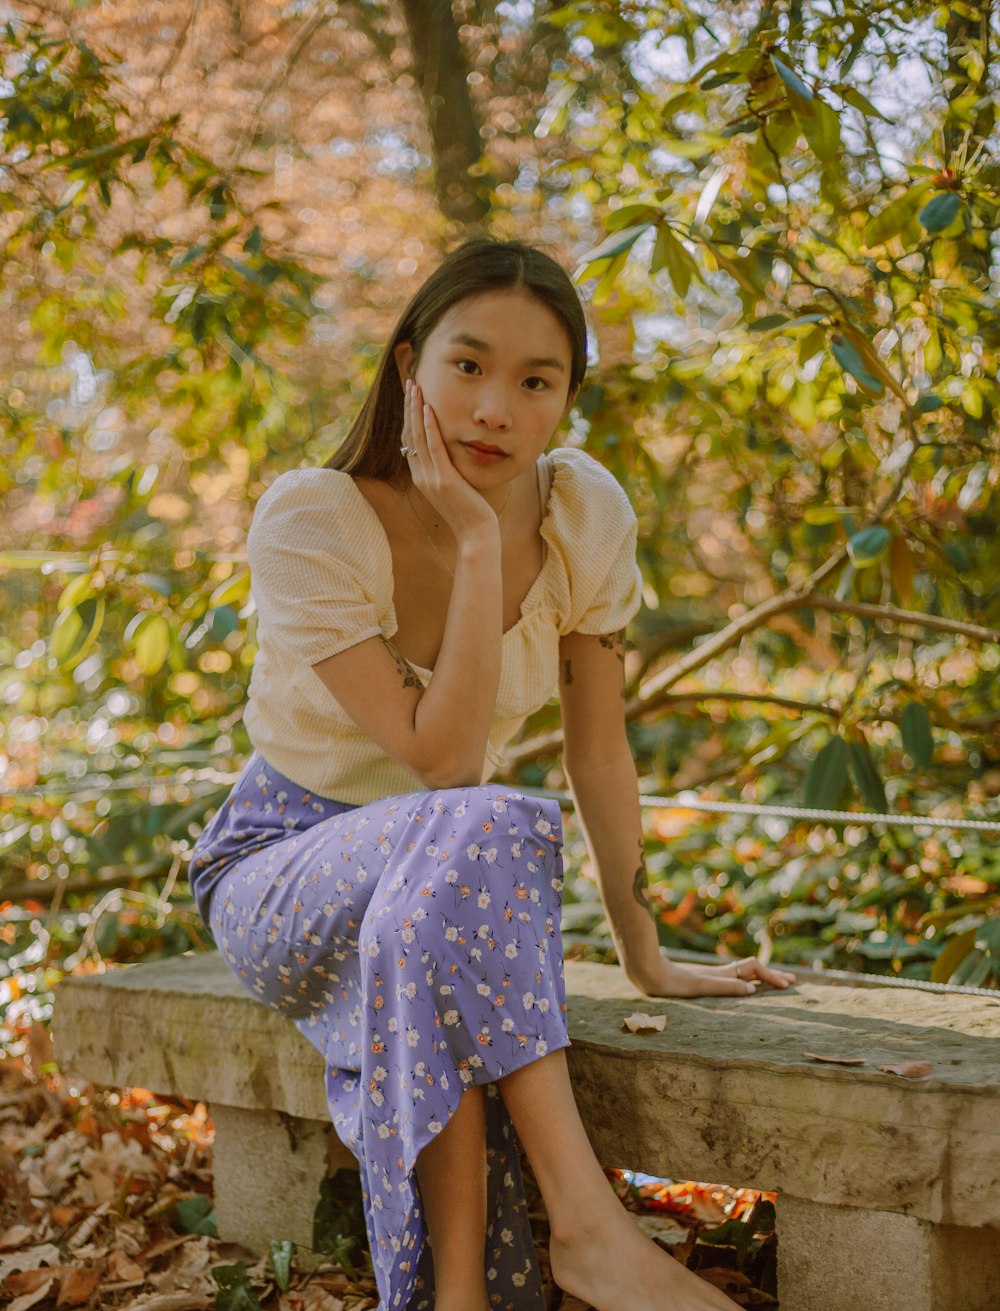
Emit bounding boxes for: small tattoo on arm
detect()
[383,640,420,689]
[562,659,573,686]
[599,630,627,699]
[632,864,650,912]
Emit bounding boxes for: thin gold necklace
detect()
[405,484,512,579]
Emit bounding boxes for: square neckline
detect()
[347,454,556,676]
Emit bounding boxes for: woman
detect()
[189,236,793,1311]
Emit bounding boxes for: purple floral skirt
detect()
[188,752,569,1311]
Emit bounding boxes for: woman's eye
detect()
[525,377,549,391]
[456,359,479,374]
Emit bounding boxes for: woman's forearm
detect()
[411,526,504,787]
[564,748,664,989]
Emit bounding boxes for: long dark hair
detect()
[323,237,587,481]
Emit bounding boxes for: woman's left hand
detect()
[631,954,797,999]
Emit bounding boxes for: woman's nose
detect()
[473,387,512,428]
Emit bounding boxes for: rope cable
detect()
[2,769,999,832]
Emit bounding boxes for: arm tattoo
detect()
[562,659,573,686]
[383,639,421,689]
[632,838,651,914]
[632,864,650,912]
[599,629,627,699]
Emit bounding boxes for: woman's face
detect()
[394,289,578,487]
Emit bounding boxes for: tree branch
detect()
[801,594,1000,645]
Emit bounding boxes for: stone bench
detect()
[52,952,1000,1311]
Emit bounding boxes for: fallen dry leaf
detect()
[803,1051,865,1066]
[621,1012,667,1035]
[108,1249,147,1282]
[877,1060,934,1078]
[7,1273,55,1311]
[0,1226,34,1252]
[55,1262,103,1308]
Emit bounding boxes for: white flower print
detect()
[445,869,459,885]
[477,890,491,909]
[502,1018,515,1033]
[534,817,552,835]
[535,1038,548,1056]
[504,943,518,959]
[466,843,481,859]
[476,983,491,997]
[406,1027,420,1047]
[444,926,458,942]
[523,992,535,1008]
[444,1010,459,1026]
[439,984,452,996]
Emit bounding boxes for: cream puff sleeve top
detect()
[242,446,643,803]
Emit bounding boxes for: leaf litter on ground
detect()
[4,1017,777,1310]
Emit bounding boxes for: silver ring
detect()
[400,446,418,457]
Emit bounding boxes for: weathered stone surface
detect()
[564,961,1000,1228]
[777,1195,1000,1311]
[52,952,1000,1231]
[211,1105,332,1255]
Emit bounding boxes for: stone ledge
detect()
[52,951,1000,1228]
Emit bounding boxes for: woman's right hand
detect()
[402,379,501,544]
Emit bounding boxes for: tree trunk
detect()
[399,0,490,225]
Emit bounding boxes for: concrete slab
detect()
[53,952,1000,1228]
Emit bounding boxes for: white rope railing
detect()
[2,768,999,832]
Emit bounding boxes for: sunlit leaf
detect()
[135,614,172,676]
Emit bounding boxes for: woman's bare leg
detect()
[414,1084,490,1311]
[499,1049,743,1311]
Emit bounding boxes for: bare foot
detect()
[550,1206,742,1311]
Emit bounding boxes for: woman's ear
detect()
[394,340,415,385]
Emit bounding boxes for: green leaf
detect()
[864,183,934,247]
[839,85,893,122]
[953,948,992,988]
[803,505,858,525]
[918,191,961,235]
[804,735,849,810]
[605,204,662,233]
[771,55,813,101]
[208,569,251,608]
[268,1240,294,1293]
[211,1260,260,1311]
[57,571,94,612]
[975,919,1000,955]
[748,313,789,331]
[797,98,842,161]
[848,737,887,811]
[847,524,890,567]
[50,597,105,669]
[900,702,934,768]
[830,333,884,395]
[176,1193,217,1236]
[651,226,695,298]
[575,223,650,276]
[916,394,943,414]
[134,614,171,676]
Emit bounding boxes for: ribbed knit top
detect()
[242,445,642,803]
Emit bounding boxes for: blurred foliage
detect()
[2,1,999,1056]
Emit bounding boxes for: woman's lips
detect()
[461,442,507,464]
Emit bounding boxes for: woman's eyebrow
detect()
[446,332,567,374]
